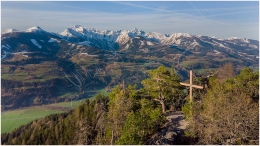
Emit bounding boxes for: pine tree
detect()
[141,66,183,113]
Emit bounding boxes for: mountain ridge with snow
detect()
[3,25,257,42]
[1,25,258,65]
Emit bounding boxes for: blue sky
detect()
[1,1,259,40]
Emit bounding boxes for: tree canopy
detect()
[184,67,259,145]
[141,65,184,113]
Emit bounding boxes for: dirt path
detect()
[145,111,188,145]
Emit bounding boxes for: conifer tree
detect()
[141,66,183,113]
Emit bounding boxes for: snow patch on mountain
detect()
[243,39,250,43]
[78,41,91,46]
[226,37,250,43]
[146,41,154,46]
[26,26,44,33]
[3,27,48,35]
[146,32,167,41]
[239,38,250,43]
[188,41,201,48]
[213,50,221,54]
[13,50,28,54]
[99,30,119,41]
[175,39,182,45]
[249,44,258,49]
[2,45,10,50]
[60,28,82,38]
[1,51,8,59]
[125,44,130,50]
[202,40,215,46]
[48,38,58,43]
[2,29,19,34]
[227,37,240,40]
[161,36,178,45]
[128,28,145,38]
[60,25,118,42]
[172,33,193,38]
[212,40,231,50]
[161,33,194,45]
[30,39,42,49]
[116,31,131,45]
[140,41,146,46]
[244,57,256,62]
[80,52,98,57]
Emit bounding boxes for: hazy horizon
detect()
[2,1,259,40]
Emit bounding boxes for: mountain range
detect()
[2,25,259,53]
[1,25,259,110]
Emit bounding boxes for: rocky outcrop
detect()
[145,111,188,145]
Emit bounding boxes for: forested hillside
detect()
[1,64,259,145]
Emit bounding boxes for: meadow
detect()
[1,88,109,134]
[1,108,64,134]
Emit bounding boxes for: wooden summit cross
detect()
[180,70,203,103]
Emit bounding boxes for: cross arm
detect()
[180,82,204,89]
[180,82,190,87]
[192,85,203,89]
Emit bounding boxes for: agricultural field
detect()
[1,108,64,134]
[1,61,61,82]
[1,88,109,134]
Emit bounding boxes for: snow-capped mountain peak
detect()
[131,28,139,33]
[72,25,83,28]
[130,28,145,35]
[2,26,48,35]
[60,27,84,38]
[25,26,43,32]
[227,37,240,40]
[86,27,99,33]
[2,29,19,34]
[60,25,104,38]
[71,25,85,33]
[57,25,258,52]
[171,33,193,38]
[226,37,250,43]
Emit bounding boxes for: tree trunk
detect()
[154,99,166,113]
[161,100,166,113]
[111,130,114,145]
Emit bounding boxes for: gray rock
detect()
[165,131,177,139]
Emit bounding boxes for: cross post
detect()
[180,70,203,103]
